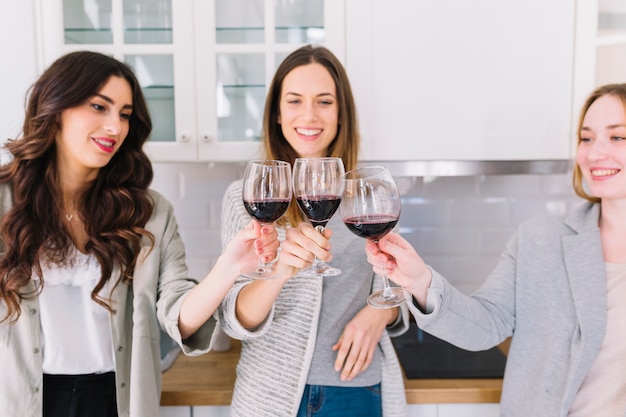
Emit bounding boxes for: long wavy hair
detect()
[0,51,155,323]
[262,45,360,225]
[573,83,626,203]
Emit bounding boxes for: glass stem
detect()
[373,238,393,298]
[312,225,325,265]
[257,256,266,273]
[380,262,394,299]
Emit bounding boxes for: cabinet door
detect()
[0,1,38,155]
[160,406,191,417]
[195,0,345,161]
[596,0,626,86]
[37,0,345,162]
[346,0,581,161]
[38,0,198,161]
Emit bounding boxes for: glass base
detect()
[241,266,279,280]
[367,287,407,308]
[298,260,341,277]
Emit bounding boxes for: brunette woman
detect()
[0,50,278,417]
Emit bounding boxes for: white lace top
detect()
[36,249,115,374]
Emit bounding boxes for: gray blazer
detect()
[0,185,215,417]
[410,201,611,417]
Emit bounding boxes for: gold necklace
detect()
[65,213,74,222]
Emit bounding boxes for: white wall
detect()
[0,0,39,161]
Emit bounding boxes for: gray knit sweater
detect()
[217,179,409,417]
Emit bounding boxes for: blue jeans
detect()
[296,384,382,417]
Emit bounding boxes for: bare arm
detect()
[177,221,278,339]
[235,222,334,329]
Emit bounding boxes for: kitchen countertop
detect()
[161,339,507,406]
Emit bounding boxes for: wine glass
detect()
[292,157,345,277]
[241,160,292,279]
[340,166,406,308]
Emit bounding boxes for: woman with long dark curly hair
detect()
[0,50,279,417]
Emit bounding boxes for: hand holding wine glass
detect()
[241,160,292,279]
[292,157,345,276]
[340,166,406,308]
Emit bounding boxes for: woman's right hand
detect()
[235,222,334,329]
[274,222,333,277]
[365,232,433,307]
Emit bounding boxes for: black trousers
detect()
[43,372,118,417]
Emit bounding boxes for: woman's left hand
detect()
[332,306,397,381]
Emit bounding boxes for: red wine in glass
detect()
[292,157,345,277]
[295,195,342,228]
[340,166,406,308]
[244,199,291,224]
[343,215,399,239]
[241,160,292,279]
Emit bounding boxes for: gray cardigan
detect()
[0,185,215,417]
[410,201,612,416]
[217,179,409,417]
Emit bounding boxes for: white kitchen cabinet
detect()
[346,0,596,162]
[596,0,626,86]
[437,403,499,417]
[160,406,190,417]
[165,404,498,416]
[193,0,345,161]
[0,0,38,158]
[406,403,500,417]
[39,0,197,161]
[162,404,498,416]
[192,406,230,417]
[37,0,345,162]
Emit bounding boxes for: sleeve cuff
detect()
[386,309,403,330]
[411,270,444,315]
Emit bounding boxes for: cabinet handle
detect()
[202,133,213,143]
[178,132,190,143]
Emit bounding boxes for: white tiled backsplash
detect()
[152,162,581,295]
